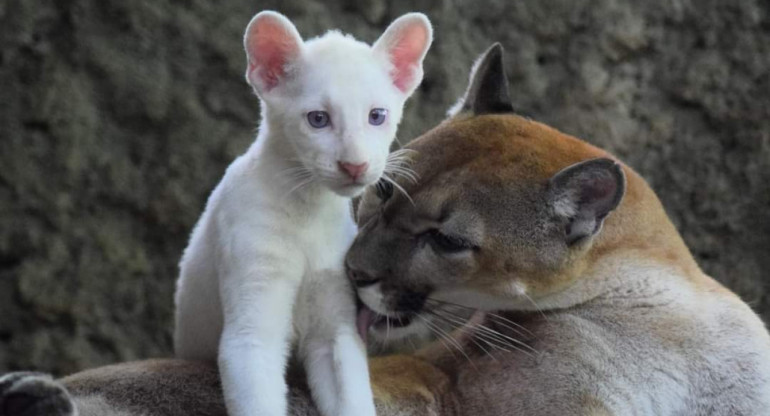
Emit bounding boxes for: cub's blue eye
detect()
[307,111,330,128]
[369,108,387,126]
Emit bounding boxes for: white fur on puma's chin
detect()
[357,283,434,348]
[356,281,523,346]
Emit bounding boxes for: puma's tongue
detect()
[356,305,376,344]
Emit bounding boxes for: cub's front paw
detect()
[338,398,377,416]
[0,372,75,416]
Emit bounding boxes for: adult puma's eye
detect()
[369,108,387,126]
[375,178,393,201]
[307,111,330,128]
[425,230,474,254]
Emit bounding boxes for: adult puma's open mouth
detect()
[356,303,418,343]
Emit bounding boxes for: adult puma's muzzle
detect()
[347,234,438,344]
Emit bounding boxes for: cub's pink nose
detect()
[338,161,369,181]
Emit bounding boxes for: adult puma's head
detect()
[348,44,699,343]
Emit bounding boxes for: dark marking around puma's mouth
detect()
[356,301,421,343]
[371,312,415,329]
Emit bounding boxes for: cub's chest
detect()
[298,208,357,271]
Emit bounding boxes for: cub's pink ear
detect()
[373,13,433,95]
[243,11,303,94]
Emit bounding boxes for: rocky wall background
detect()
[1,0,768,376]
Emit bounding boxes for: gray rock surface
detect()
[1,0,768,375]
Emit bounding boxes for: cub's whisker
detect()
[387,148,417,158]
[381,174,414,206]
[385,150,419,183]
[277,166,313,182]
[384,165,419,183]
[282,176,315,201]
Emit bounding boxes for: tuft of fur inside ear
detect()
[548,158,626,246]
[373,13,433,96]
[243,11,303,94]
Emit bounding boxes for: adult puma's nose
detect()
[338,161,369,181]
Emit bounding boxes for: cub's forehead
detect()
[304,31,371,54]
[300,33,392,89]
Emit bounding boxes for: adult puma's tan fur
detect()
[2,44,768,416]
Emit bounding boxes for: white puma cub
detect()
[173,11,432,416]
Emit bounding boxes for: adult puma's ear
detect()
[548,158,626,246]
[451,43,514,116]
[373,13,433,95]
[243,11,303,94]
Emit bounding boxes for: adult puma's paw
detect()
[370,355,449,415]
[0,372,75,416]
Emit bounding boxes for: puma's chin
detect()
[368,315,433,351]
[356,286,426,344]
[357,302,431,348]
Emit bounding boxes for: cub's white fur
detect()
[173,11,432,416]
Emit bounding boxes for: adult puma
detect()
[2,44,769,416]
